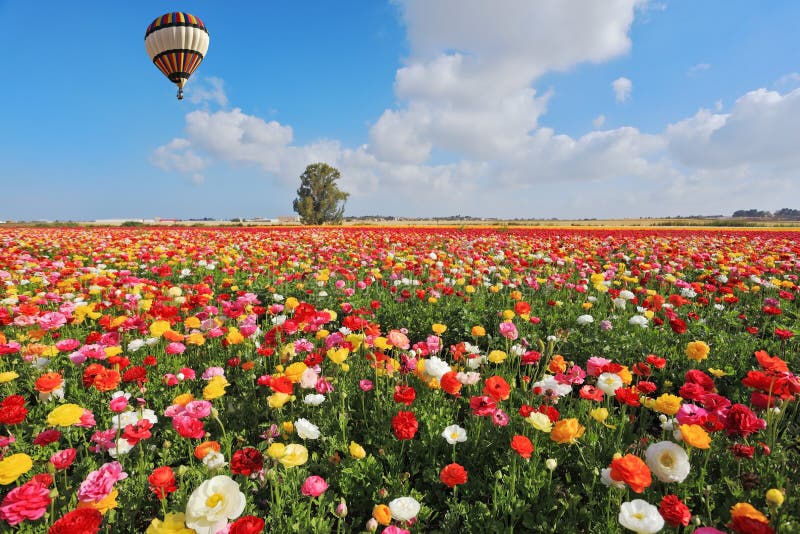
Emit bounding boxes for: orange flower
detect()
[549,355,567,373]
[729,502,772,534]
[163,329,185,343]
[679,424,712,449]
[35,372,63,393]
[93,368,121,392]
[440,371,462,396]
[194,441,221,460]
[373,504,392,526]
[609,454,652,493]
[550,418,585,444]
[754,350,788,373]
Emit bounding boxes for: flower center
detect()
[451,432,460,440]
[206,492,224,508]
[660,453,674,468]
[633,512,645,520]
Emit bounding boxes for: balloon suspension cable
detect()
[177,87,184,100]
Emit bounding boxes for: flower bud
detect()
[766,488,784,508]
[335,499,348,518]
[366,518,378,532]
[545,458,557,471]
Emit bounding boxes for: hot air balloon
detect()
[144,12,210,100]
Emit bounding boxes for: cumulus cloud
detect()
[612,77,633,102]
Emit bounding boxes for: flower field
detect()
[0,226,798,533]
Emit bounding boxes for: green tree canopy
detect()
[292,163,349,225]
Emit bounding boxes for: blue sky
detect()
[1,1,799,220]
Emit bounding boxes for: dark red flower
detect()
[725,404,766,438]
[229,515,266,534]
[231,447,264,476]
[393,385,417,406]
[0,395,27,425]
[33,429,62,446]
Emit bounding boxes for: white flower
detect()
[680,288,697,298]
[388,496,421,522]
[145,337,159,346]
[618,499,664,533]
[713,303,724,311]
[185,475,246,534]
[442,425,467,445]
[294,418,321,440]
[303,394,326,406]
[272,293,284,302]
[465,354,487,369]
[127,339,145,352]
[424,356,451,380]
[202,451,227,470]
[629,315,649,328]
[645,441,690,483]
[619,290,635,300]
[108,438,134,458]
[576,314,594,325]
[531,375,573,399]
[597,372,624,396]
[613,297,627,309]
[545,458,558,471]
[600,467,626,489]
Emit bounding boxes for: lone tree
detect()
[293,163,349,225]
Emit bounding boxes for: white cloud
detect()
[593,114,606,128]
[687,63,711,76]
[612,77,633,102]
[186,77,229,107]
[775,72,800,89]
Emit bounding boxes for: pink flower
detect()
[165,342,186,355]
[50,448,77,470]
[387,330,410,350]
[164,404,186,418]
[109,396,129,413]
[492,409,510,427]
[675,404,708,426]
[586,357,612,376]
[498,321,518,340]
[316,378,334,394]
[202,367,225,380]
[55,339,81,352]
[184,400,212,419]
[76,409,96,428]
[301,475,328,497]
[383,527,411,534]
[77,461,128,503]
[359,380,374,392]
[0,480,51,526]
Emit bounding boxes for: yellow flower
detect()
[145,512,196,534]
[679,424,711,449]
[616,366,633,385]
[526,412,553,432]
[686,341,710,362]
[432,323,447,334]
[327,347,349,365]
[0,371,19,383]
[225,327,244,345]
[346,333,365,351]
[104,346,122,358]
[278,444,308,467]
[0,453,33,484]
[582,302,593,310]
[285,297,299,310]
[268,392,291,409]
[267,442,286,459]
[653,393,682,416]
[488,350,507,364]
[315,329,329,340]
[47,403,85,427]
[284,362,308,383]
[282,421,294,434]
[708,368,728,378]
[203,375,229,400]
[589,407,609,423]
[373,337,390,351]
[185,333,206,346]
[173,393,195,406]
[550,418,585,444]
[471,326,486,337]
[149,320,171,338]
[184,316,201,329]
[766,489,785,508]
[349,441,366,459]
[77,488,119,515]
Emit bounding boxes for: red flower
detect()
[439,463,468,488]
[391,411,418,440]
[33,429,62,446]
[483,375,511,401]
[123,419,153,445]
[725,404,766,438]
[393,385,417,406]
[229,515,266,534]
[48,508,103,534]
[579,385,604,402]
[148,466,177,499]
[0,395,28,425]
[469,395,497,416]
[774,328,794,340]
[231,447,264,476]
[731,444,755,460]
[669,318,687,334]
[439,372,462,397]
[614,387,641,407]
[172,415,205,439]
[510,435,534,459]
[658,494,691,527]
[645,354,667,369]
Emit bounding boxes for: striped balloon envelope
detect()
[144,12,210,100]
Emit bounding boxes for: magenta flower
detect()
[301,475,328,497]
